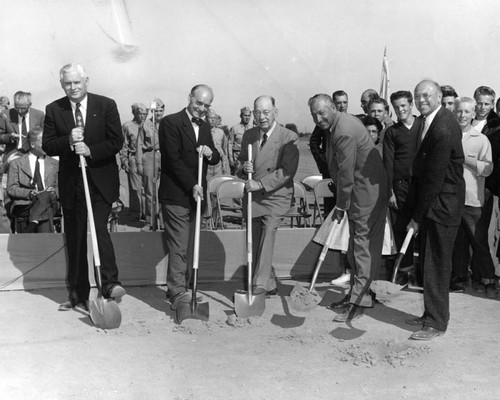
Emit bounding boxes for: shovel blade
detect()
[89,295,122,329]
[289,282,322,312]
[176,301,209,324]
[234,290,266,318]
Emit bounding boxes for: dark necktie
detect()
[191,117,202,126]
[33,157,44,191]
[75,102,84,128]
[260,133,268,149]
[416,116,426,149]
[21,116,28,149]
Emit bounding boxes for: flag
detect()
[380,47,390,101]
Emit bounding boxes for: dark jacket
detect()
[479,111,500,195]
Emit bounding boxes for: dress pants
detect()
[346,206,386,308]
[419,218,459,331]
[127,155,142,215]
[389,180,414,268]
[142,151,161,221]
[252,214,282,291]
[63,173,120,303]
[162,203,195,300]
[452,205,495,283]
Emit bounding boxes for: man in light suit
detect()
[43,63,126,312]
[159,84,220,310]
[7,127,59,233]
[309,93,388,322]
[0,91,45,173]
[237,95,299,296]
[406,80,465,340]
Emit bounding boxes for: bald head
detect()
[360,89,379,113]
[414,80,442,117]
[187,84,214,119]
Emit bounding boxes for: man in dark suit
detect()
[0,91,45,172]
[237,95,299,296]
[159,84,220,310]
[43,63,125,311]
[309,94,388,322]
[406,80,465,340]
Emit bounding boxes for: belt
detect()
[143,149,160,153]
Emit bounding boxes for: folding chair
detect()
[216,179,245,229]
[206,175,236,229]
[287,181,312,227]
[301,174,325,225]
[313,179,334,225]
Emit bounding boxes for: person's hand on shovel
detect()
[407,218,419,236]
[197,144,213,160]
[331,206,345,223]
[243,160,263,192]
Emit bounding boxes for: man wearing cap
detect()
[229,106,252,173]
[137,98,164,231]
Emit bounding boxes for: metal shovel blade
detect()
[176,300,209,324]
[89,294,122,330]
[234,290,266,318]
[289,282,322,312]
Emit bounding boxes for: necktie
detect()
[260,133,268,149]
[75,102,84,128]
[33,157,44,191]
[191,117,202,126]
[416,116,426,149]
[20,116,27,150]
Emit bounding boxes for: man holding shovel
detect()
[236,95,299,297]
[308,94,388,322]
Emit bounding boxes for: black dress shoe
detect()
[409,326,445,340]
[109,285,126,302]
[266,288,278,298]
[327,294,350,310]
[58,301,76,311]
[449,281,466,293]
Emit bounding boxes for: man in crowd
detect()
[406,80,465,340]
[237,95,299,297]
[119,102,148,220]
[358,89,379,119]
[0,91,45,165]
[137,98,164,231]
[7,127,59,233]
[383,91,421,279]
[368,97,394,147]
[470,86,500,288]
[229,106,252,173]
[332,90,349,113]
[309,93,387,322]
[441,85,458,112]
[0,96,10,112]
[451,97,496,297]
[158,84,220,310]
[43,63,125,311]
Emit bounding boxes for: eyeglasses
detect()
[253,110,273,117]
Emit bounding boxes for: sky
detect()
[1,0,500,132]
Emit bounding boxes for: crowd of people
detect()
[1,63,500,340]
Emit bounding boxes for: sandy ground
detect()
[1,280,500,400]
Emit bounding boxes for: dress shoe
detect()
[327,294,350,310]
[409,326,445,341]
[405,315,425,326]
[333,304,364,322]
[266,288,278,298]
[330,272,351,286]
[485,283,498,299]
[449,281,465,293]
[169,292,203,311]
[472,281,486,294]
[58,300,76,311]
[75,302,89,313]
[109,285,126,302]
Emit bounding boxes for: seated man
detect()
[7,127,59,233]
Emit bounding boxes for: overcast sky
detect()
[1,0,500,131]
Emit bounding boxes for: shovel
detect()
[234,144,265,318]
[176,151,210,324]
[80,155,122,329]
[370,227,414,298]
[290,219,339,312]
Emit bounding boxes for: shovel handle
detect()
[391,227,414,283]
[79,155,103,289]
[309,218,338,291]
[247,144,253,300]
[193,151,203,271]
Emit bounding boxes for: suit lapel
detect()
[9,109,19,133]
[256,125,280,164]
[20,155,32,179]
[61,97,76,133]
[85,94,99,139]
[181,110,197,146]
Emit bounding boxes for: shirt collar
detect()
[424,105,441,126]
[70,95,88,111]
[260,121,277,138]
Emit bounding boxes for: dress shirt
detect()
[421,105,441,141]
[28,152,45,189]
[186,109,200,142]
[260,121,276,147]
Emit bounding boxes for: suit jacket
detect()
[478,111,500,194]
[410,107,465,226]
[158,109,220,209]
[327,112,388,218]
[7,153,59,208]
[309,126,330,177]
[0,108,45,154]
[42,93,123,208]
[237,124,299,218]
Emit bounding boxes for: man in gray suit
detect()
[309,93,388,322]
[237,95,299,297]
